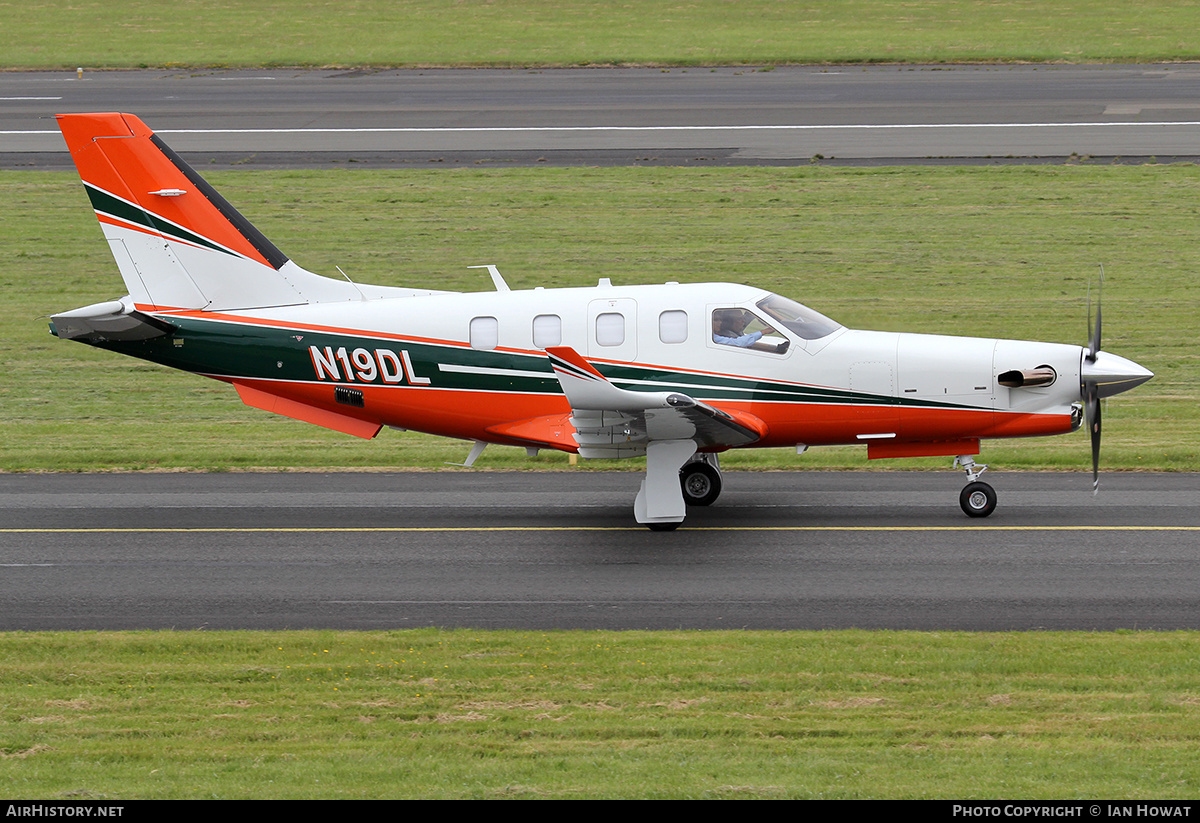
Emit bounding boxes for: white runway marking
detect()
[6,121,1200,137]
[158,121,1200,133]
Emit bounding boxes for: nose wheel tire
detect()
[959,481,997,518]
[680,462,722,507]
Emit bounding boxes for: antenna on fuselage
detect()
[468,264,511,292]
[335,266,367,301]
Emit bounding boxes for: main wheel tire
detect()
[647,521,681,532]
[680,462,722,507]
[959,481,998,518]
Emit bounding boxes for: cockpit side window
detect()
[711,308,791,354]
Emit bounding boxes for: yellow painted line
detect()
[1,526,1198,534]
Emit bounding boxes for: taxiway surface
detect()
[2,471,1197,631]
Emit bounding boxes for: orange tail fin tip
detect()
[54,112,382,312]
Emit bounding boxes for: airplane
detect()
[48,112,1154,530]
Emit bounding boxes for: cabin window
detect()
[659,310,688,344]
[532,314,562,348]
[470,316,498,350]
[595,312,625,347]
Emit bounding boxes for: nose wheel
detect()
[954,455,997,518]
[959,481,997,517]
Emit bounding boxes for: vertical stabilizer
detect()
[57,112,356,311]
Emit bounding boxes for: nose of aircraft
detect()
[1080,350,1154,398]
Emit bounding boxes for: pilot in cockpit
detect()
[711,309,790,353]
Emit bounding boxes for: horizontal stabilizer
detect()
[50,299,175,342]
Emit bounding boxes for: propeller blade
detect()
[1086,382,1101,495]
[1086,266,1104,363]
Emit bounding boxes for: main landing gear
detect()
[680,455,722,507]
[635,450,724,532]
[955,455,997,518]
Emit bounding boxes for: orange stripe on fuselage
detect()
[719,400,1072,445]
[224,375,1072,453]
[225,377,573,447]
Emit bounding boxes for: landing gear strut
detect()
[634,440,697,530]
[955,455,997,518]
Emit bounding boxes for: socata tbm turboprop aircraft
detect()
[49,113,1154,530]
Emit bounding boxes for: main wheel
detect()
[959,481,997,518]
[680,462,722,507]
[646,521,681,532]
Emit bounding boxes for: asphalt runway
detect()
[2,471,1197,631]
[5,64,1200,166]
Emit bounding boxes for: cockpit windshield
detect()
[755,293,843,340]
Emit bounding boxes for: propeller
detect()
[1076,268,1153,496]
[1083,268,1103,495]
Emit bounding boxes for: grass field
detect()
[2,629,1199,799]
[4,0,1200,69]
[4,164,1195,473]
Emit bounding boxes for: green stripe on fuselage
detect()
[76,315,987,412]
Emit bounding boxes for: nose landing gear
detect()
[955,455,997,518]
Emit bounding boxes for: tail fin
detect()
[57,112,356,312]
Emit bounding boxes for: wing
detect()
[546,346,767,526]
[545,346,766,458]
